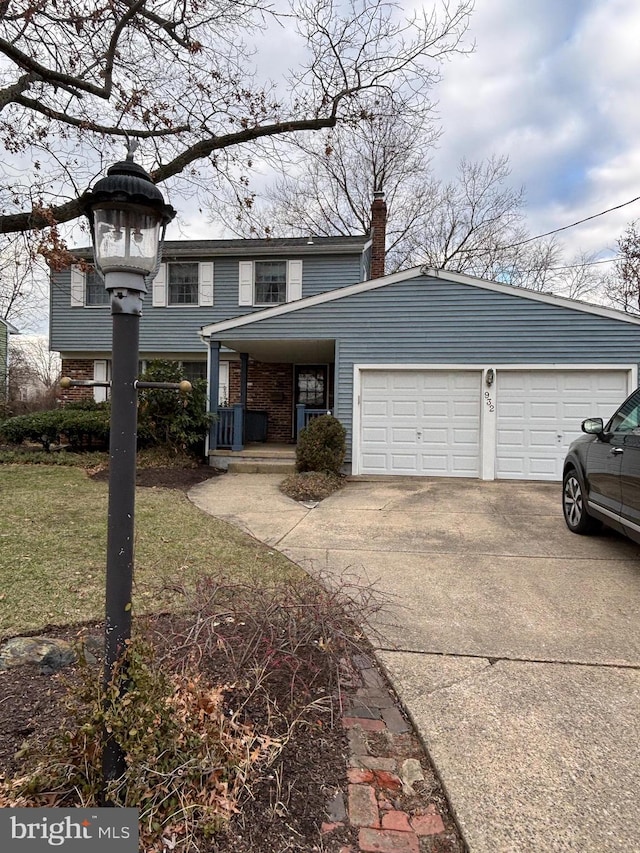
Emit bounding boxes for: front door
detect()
[294,365,328,435]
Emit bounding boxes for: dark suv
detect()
[562,387,640,543]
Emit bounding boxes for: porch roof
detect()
[214,337,334,363]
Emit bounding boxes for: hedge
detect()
[0,407,110,450]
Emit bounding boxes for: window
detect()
[238,259,302,306]
[255,261,287,305]
[181,361,207,383]
[85,270,110,306]
[151,262,213,308]
[168,263,199,305]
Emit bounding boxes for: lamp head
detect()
[82,154,176,287]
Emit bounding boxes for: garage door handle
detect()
[610,447,624,455]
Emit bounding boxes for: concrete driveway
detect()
[189,475,640,853]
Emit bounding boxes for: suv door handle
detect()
[610,447,624,455]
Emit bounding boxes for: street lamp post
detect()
[82,152,175,789]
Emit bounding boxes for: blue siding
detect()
[50,253,363,353]
[208,275,640,453]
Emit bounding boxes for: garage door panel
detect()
[496,370,629,481]
[423,428,448,442]
[452,401,479,418]
[452,427,478,443]
[421,401,449,418]
[528,457,557,475]
[420,454,449,473]
[497,429,524,446]
[360,456,387,473]
[362,400,388,417]
[391,453,419,472]
[528,430,560,448]
[392,428,418,443]
[392,401,418,417]
[529,403,558,419]
[499,402,525,418]
[362,427,387,443]
[359,370,481,477]
[452,457,479,475]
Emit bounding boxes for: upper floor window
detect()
[238,259,302,307]
[168,263,199,305]
[150,262,214,307]
[85,270,109,306]
[255,261,287,305]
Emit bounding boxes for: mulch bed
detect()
[0,616,357,853]
[89,464,222,491]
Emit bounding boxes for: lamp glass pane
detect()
[93,208,161,275]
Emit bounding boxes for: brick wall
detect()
[229,359,295,443]
[60,359,94,405]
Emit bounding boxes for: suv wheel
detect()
[562,469,599,535]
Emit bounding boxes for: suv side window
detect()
[607,390,640,433]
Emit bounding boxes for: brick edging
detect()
[322,652,463,853]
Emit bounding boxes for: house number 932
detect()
[484,391,495,413]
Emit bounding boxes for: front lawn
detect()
[0,464,301,637]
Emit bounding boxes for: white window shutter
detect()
[70,266,85,306]
[287,259,303,302]
[199,262,214,306]
[152,263,167,307]
[93,360,108,403]
[238,261,253,306]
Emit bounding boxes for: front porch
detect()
[206,337,336,453]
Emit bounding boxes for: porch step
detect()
[209,444,296,474]
[226,459,295,474]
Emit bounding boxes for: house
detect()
[50,191,640,482]
[0,318,19,401]
[200,266,640,482]
[49,221,380,421]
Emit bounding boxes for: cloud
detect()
[430,0,640,257]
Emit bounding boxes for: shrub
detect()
[0,408,110,450]
[295,414,346,474]
[1,639,271,849]
[137,360,211,455]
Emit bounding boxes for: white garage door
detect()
[359,370,481,476]
[496,370,630,481]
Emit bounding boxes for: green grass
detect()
[0,466,302,637]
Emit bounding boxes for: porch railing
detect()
[215,404,244,451]
[215,404,331,450]
[296,404,330,436]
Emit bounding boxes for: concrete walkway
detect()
[189,474,640,853]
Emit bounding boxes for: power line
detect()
[539,256,621,272]
[504,195,640,249]
[459,194,640,257]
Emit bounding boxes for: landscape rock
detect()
[0,636,100,674]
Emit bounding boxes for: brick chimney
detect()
[370,189,387,279]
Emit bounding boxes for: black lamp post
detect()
[82,152,175,789]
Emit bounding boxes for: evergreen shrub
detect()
[295,414,346,475]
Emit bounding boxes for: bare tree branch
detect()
[0,0,473,247]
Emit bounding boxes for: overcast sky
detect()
[410,0,640,261]
[179,0,640,266]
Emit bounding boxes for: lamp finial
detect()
[126,137,140,161]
